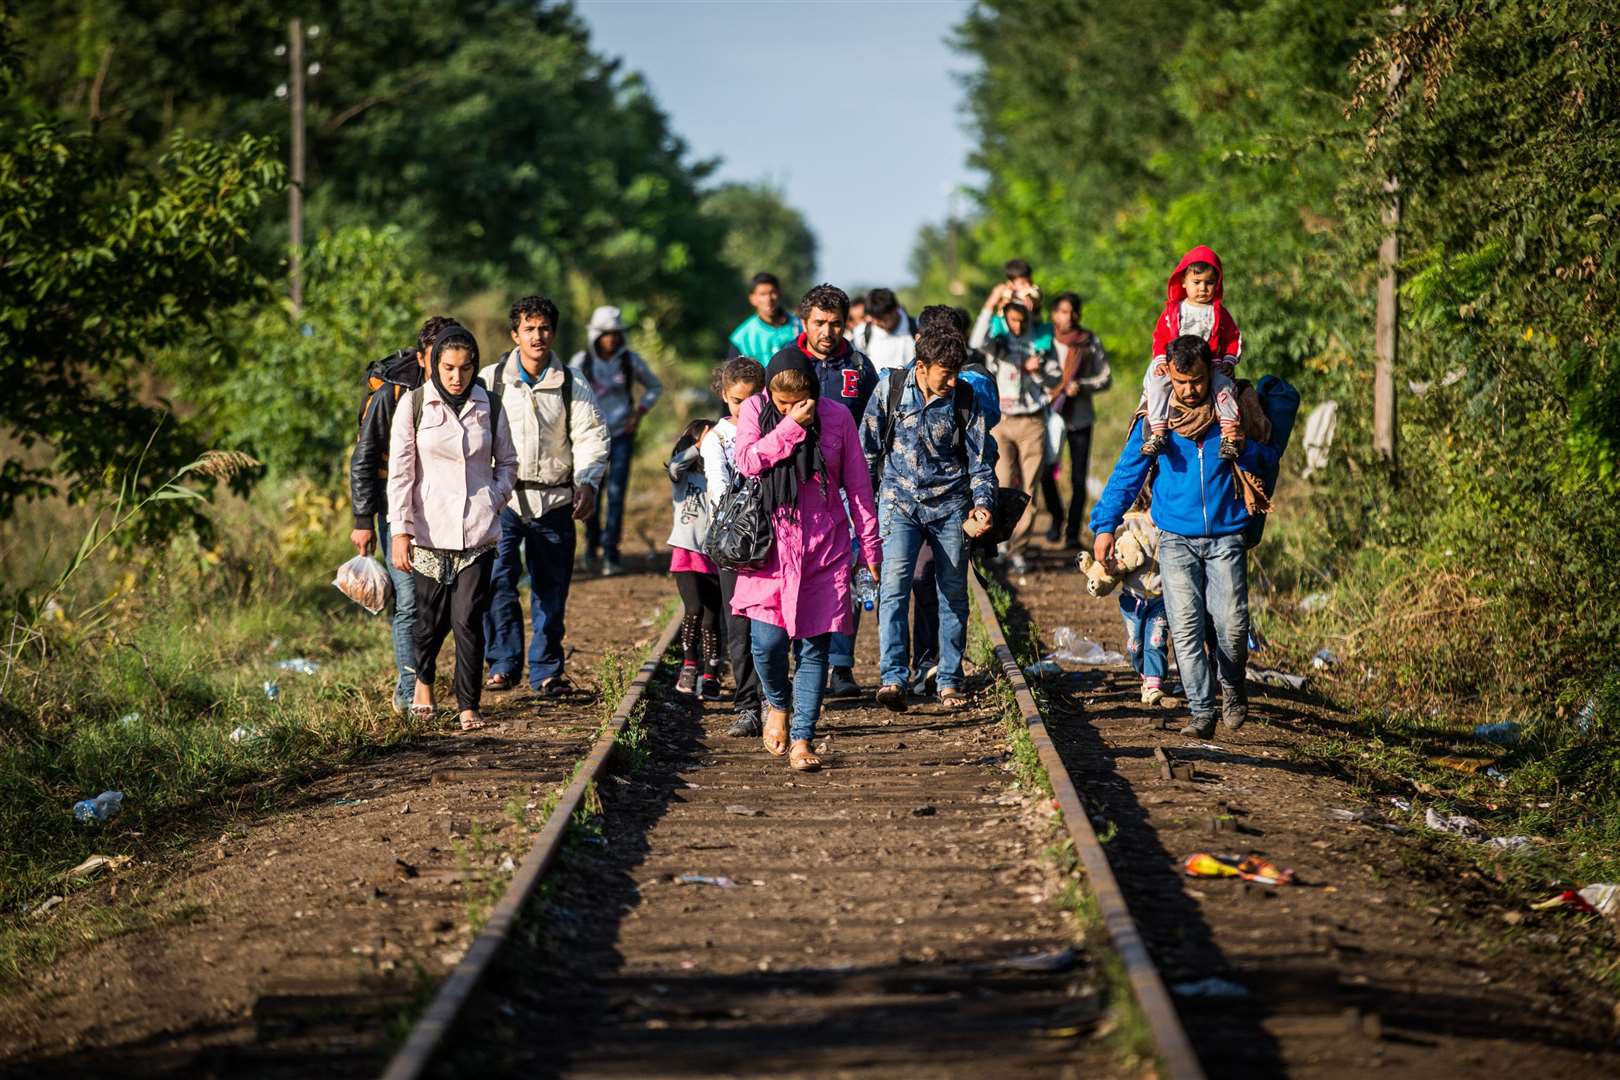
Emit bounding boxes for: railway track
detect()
[382,569,1203,1080]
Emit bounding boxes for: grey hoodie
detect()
[570,331,663,438]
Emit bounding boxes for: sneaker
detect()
[1219,436,1242,462]
[826,666,861,699]
[1140,432,1169,457]
[675,664,698,695]
[875,684,908,713]
[1008,553,1029,575]
[700,673,722,701]
[600,557,624,577]
[1179,715,1217,739]
[726,708,763,737]
[1221,689,1248,732]
[1141,686,1164,707]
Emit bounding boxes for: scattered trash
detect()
[1171,976,1250,998]
[331,798,365,807]
[1578,883,1620,918]
[229,725,260,744]
[1022,659,1064,678]
[1329,808,1376,824]
[275,658,321,675]
[1408,366,1467,397]
[333,555,391,614]
[1300,400,1338,478]
[991,948,1078,973]
[1424,808,1481,837]
[676,874,736,888]
[1249,667,1307,691]
[1576,697,1596,734]
[118,711,141,726]
[497,854,516,873]
[72,790,124,825]
[1484,836,1534,853]
[1247,626,1268,653]
[1389,797,1412,812]
[910,805,937,817]
[1050,627,1125,666]
[62,854,131,880]
[725,805,765,817]
[31,896,64,919]
[1531,890,1602,916]
[1473,720,1522,746]
[1311,648,1340,671]
[1484,766,1509,785]
[263,681,280,701]
[1183,852,1295,886]
[1298,592,1330,614]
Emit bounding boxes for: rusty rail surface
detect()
[969,571,1206,1080]
[380,611,682,1080]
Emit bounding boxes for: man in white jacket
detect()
[481,295,611,696]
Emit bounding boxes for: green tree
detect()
[700,181,818,302]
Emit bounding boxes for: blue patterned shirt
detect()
[860,367,998,524]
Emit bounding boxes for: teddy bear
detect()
[1076,510,1160,599]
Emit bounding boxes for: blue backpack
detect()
[1242,374,1302,549]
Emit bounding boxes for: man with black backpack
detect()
[481,296,611,696]
[861,326,997,713]
[350,314,459,715]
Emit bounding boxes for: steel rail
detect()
[969,571,1206,1080]
[380,611,683,1080]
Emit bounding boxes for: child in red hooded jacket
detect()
[1141,245,1244,460]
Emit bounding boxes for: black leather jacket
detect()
[350,348,424,528]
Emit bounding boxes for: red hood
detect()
[796,331,851,362]
[1167,245,1224,305]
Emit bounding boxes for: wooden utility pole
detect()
[1373,14,1403,464]
[288,18,306,314]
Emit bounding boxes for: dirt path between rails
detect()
[1004,541,1620,1079]
[435,620,1129,1078]
[0,565,673,1080]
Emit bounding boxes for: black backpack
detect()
[872,368,1028,549]
[704,475,774,572]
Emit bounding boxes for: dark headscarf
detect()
[428,324,480,414]
[756,349,826,515]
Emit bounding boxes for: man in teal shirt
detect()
[728,272,802,359]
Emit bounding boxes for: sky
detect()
[574,0,978,289]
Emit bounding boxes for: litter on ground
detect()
[275,658,321,675]
[676,874,736,888]
[1172,976,1250,998]
[1183,852,1295,886]
[1249,668,1307,691]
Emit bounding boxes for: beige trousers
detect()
[991,413,1047,554]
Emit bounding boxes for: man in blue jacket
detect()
[1089,335,1278,739]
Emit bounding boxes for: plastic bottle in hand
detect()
[72,790,124,824]
[855,567,878,612]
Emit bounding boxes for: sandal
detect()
[788,739,821,772]
[538,676,572,697]
[409,703,436,723]
[762,707,789,757]
[484,672,515,692]
[938,688,969,710]
[459,711,487,732]
[875,684,908,713]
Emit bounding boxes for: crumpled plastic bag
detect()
[333,555,391,614]
[1050,626,1125,665]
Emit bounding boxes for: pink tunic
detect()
[728,396,881,638]
[670,546,716,574]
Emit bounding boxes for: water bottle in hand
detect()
[855,567,878,612]
[72,790,124,824]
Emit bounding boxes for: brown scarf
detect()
[1051,327,1091,403]
[1136,396,1272,516]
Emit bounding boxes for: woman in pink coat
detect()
[731,351,881,770]
[388,325,518,731]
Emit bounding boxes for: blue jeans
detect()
[878,504,970,691]
[585,433,635,561]
[484,506,575,686]
[1157,532,1249,722]
[375,517,417,704]
[1120,594,1169,684]
[751,620,830,743]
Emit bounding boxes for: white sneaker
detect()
[1141,686,1164,707]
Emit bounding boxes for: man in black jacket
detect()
[349,314,457,714]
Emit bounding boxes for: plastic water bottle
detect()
[855,567,878,612]
[72,790,124,824]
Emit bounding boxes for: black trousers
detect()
[1062,425,1094,545]
[413,552,494,713]
[717,569,760,711]
[911,544,939,675]
[674,569,723,666]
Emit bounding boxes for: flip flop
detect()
[459,712,487,732]
[762,707,789,757]
[788,740,821,772]
[484,672,515,692]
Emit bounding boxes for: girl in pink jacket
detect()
[731,351,881,771]
[388,325,518,731]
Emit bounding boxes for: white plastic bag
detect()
[333,555,391,614]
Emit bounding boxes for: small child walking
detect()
[1113,503,1174,707]
[701,358,768,735]
[667,418,723,699]
[1142,244,1244,461]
